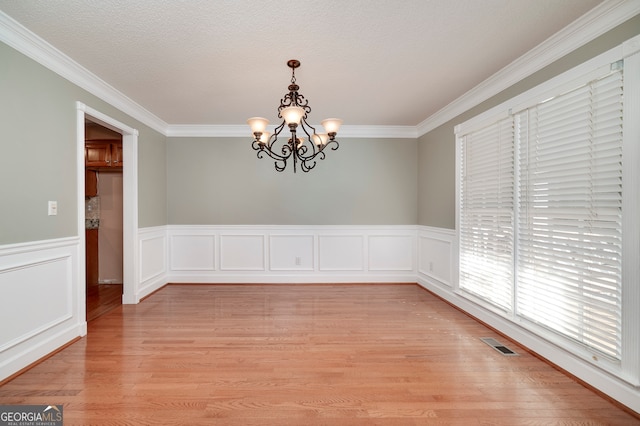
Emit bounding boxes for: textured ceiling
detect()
[0,0,604,127]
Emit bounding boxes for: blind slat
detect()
[516,69,623,360]
[459,116,514,312]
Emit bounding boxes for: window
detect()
[459,117,514,313]
[515,69,623,360]
[455,37,639,381]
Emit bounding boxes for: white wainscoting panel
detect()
[139,234,166,282]
[369,235,414,271]
[0,256,71,352]
[318,235,365,271]
[0,237,84,382]
[270,235,314,271]
[171,234,215,271]
[167,226,417,283]
[417,226,456,287]
[416,227,640,415]
[220,234,265,271]
[138,228,167,299]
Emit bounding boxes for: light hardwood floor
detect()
[1,284,638,425]
[86,283,122,321]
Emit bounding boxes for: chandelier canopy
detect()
[247,59,342,173]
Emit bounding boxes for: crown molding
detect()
[2,1,638,140]
[337,125,418,139]
[0,10,169,135]
[416,0,640,136]
[166,124,418,139]
[166,125,248,138]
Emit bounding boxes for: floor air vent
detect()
[480,337,519,356]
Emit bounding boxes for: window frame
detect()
[455,35,640,385]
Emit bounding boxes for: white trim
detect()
[162,225,418,284]
[3,2,637,139]
[269,234,315,272]
[0,237,79,256]
[76,102,140,304]
[136,227,168,301]
[0,12,167,135]
[324,125,417,139]
[165,124,418,139]
[417,227,456,287]
[449,33,640,412]
[417,274,640,415]
[0,256,74,352]
[621,46,640,385]
[0,237,83,382]
[219,234,266,271]
[417,0,640,136]
[623,33,640,57]
[454,41,624,137]
[2,225,638,412]
[166,125,249,138]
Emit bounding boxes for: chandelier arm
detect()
[255,146,290,173]
[299,118,318,142]
[326,139,340,151]
[294,94,310,112]
[267,121,287,149]
[298,147,326,172]
[300,159,316,173]
[256,147,288,162]
[300,117,317,132]
[297,146,321,162]
[251,139,263,151]
[253,130,291,163]
[247,59,340,173]
[296,143,309,157]
[281,143,293,158]
[299,150,320,172]
[279,93,294,110]
[298,143,327,171]
[296,119,320,159]
[309,150,326,162]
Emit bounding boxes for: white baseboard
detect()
[3,225,637,413]
[416,275,640,415]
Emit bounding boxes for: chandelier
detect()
[247,59,342,173]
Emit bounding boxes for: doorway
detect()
[84,120,123,320]
[77,102,139,323]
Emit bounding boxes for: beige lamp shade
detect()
[321,118,343,134]
[247,117,269,134]
[259,132,270,144]
[311,133,329,146]
[281,106,305,125]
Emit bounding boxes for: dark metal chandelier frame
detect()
[248,59,342,173]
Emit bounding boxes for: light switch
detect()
[48,201,58,216]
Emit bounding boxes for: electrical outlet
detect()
[48,201,58,216]
[295,256,302,266]
[429,261,433,272]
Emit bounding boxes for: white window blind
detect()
[459,117,514,312]
[515,69,624,360]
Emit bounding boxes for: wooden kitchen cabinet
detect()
[85,140,123,169]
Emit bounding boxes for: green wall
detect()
[3,13,639,241]
[0,41,167,245]
[167,137,418,225]
[417,14,640,230]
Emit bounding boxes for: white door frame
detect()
[76,102,140,306]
